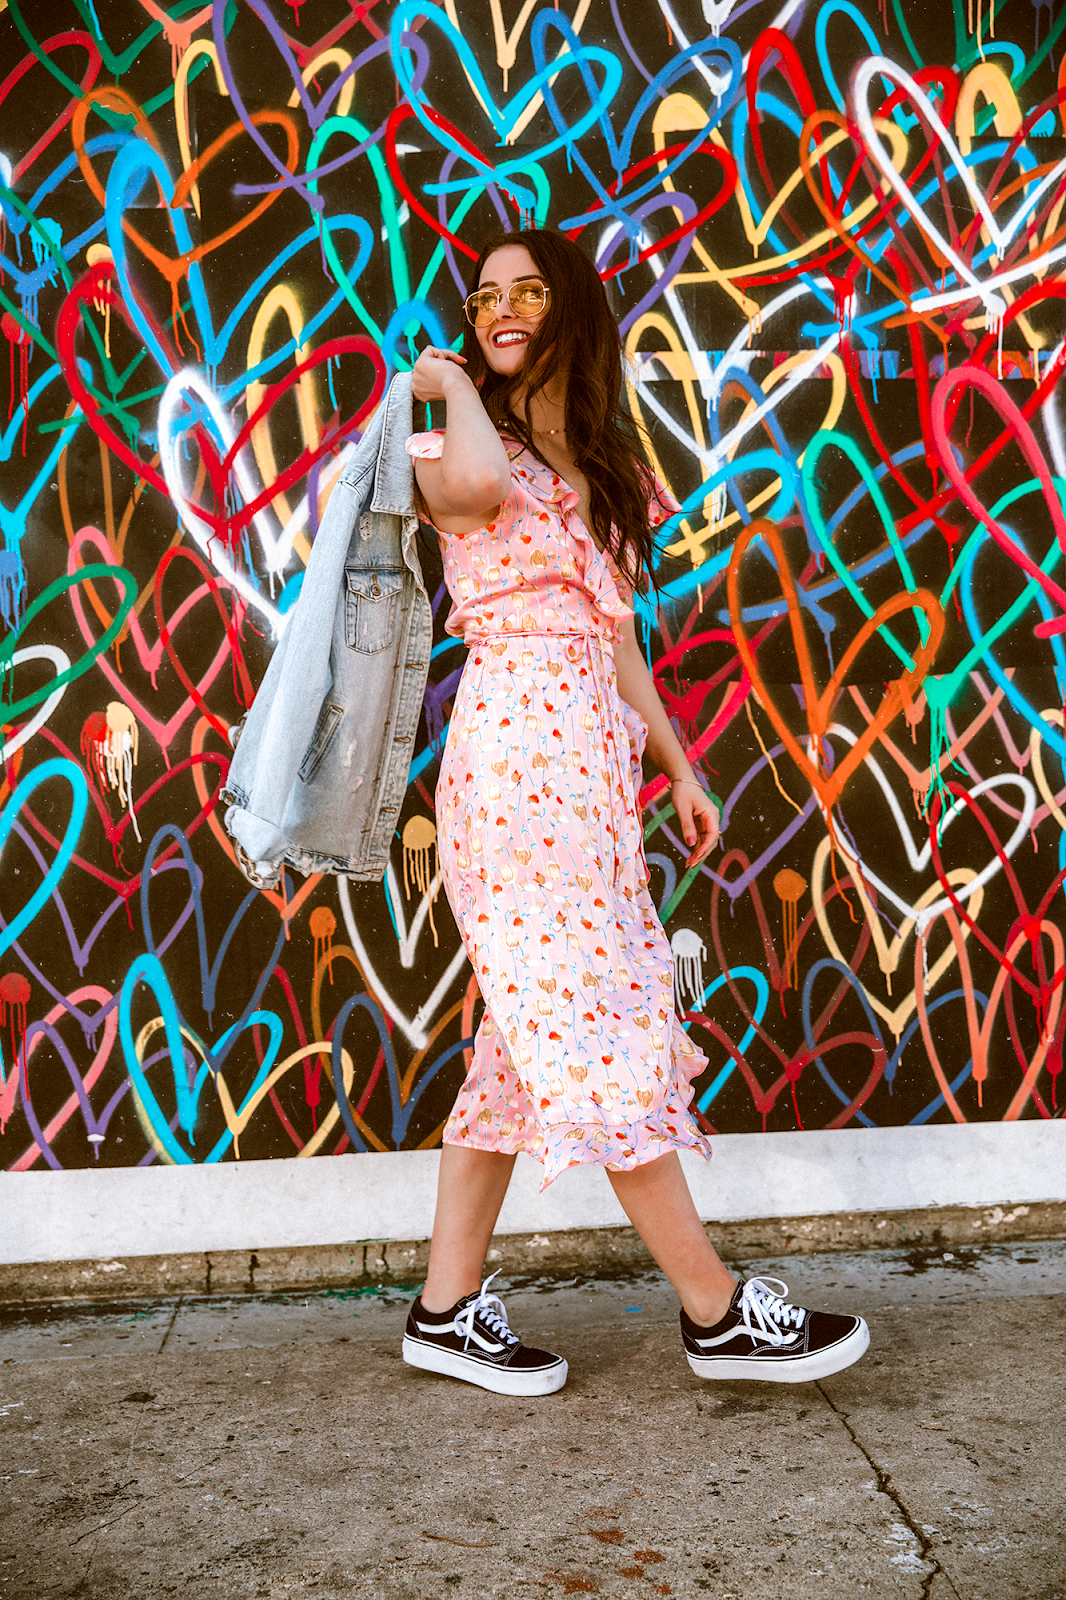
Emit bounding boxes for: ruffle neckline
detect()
[505,441,634,625]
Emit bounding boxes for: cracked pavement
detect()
[0,1241,1063,1598]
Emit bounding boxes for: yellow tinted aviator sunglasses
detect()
[463,280,550,327]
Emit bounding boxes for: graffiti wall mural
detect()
[1,0,1064,1179]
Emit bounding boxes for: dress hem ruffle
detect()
[442,1111,714,1191]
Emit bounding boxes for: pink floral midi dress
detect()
[407,430,713,1188]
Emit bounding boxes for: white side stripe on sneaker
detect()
[694,1277,809,1351]
[412,1317,508,1353]
[694,1322,801,1351]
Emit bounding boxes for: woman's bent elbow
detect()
[442,465,512,514]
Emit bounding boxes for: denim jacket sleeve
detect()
[221,373,432,887]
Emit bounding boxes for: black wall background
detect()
[1,0,1064,1174]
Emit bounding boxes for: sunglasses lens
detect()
[466,292,497,326]
[510,284,546,315]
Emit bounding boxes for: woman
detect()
[400,230,869,1396]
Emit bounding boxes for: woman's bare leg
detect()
[421,1145,518,1312]
[608,1152,738,1326]
[423,1146,734,1324]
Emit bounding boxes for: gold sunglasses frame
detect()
[463,280,551,327]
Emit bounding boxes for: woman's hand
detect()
[671,780,720,867]
[411,346,471,405]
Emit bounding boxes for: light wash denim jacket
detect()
[222,374,431,887]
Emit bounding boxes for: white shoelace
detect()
[735,1277,807,1346]
[454,1271,519,1351]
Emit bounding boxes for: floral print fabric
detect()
[407,430,712,1187]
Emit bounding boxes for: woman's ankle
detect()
[681,1276,739,1329]
[420,1276,481,1314]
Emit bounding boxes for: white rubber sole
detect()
[686,1318,870,1383]
[402,1335,568,1396]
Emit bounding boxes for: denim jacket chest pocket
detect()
[346,565,404,652]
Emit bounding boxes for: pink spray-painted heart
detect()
[67,526,237,761]
[9,987,120,1169]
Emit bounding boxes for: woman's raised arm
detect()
[410,347,512,526]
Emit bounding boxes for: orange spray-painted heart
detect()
[727,519,943,812]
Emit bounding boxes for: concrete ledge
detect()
[1,1199,1062,1305]
[4,1122,1064,1267]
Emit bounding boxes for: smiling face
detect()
[474,245,550,377]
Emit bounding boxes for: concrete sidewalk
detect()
[1,1242,1063,1600]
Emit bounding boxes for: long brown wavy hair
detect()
[460,229,660,591]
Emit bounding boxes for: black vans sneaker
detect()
[681,1276,869,1382]
[402,1272,568,1396]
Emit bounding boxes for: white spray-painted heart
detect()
[338,877,469,1051]
[853,56,1066,326]
[1,646,70,764]
[158,370,357,641]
